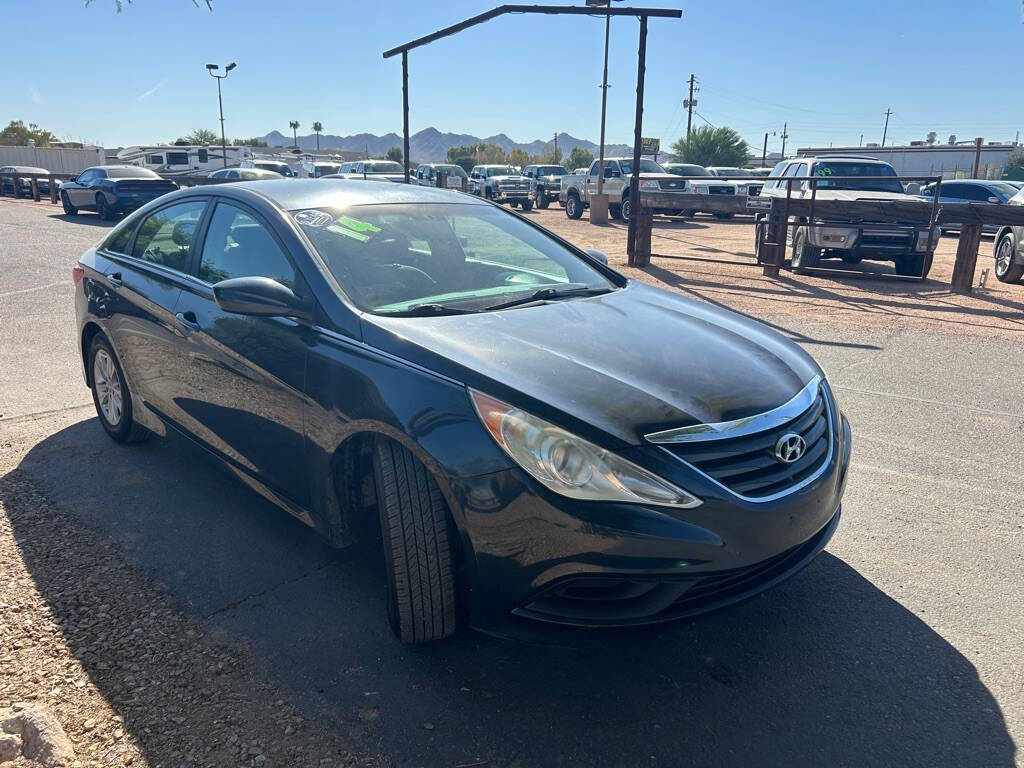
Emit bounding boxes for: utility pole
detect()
[972,137,983,178]
[684,73,697,139]
[859,133,863,147]
[779,122,789,159]
[592,0,613,224]
[881,108,892,147]
[761,132,768,168]
[553,132,558,157]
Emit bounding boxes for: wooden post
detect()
[950,223,983,294]
[49,175,58,204]
[30,177,40,202]
[402,50,410,185]
[632,206,653,267]
[626,15,648,265]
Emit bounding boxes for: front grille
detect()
[748,184,763,196]
[659,179,684,190]
[860,230,913,248]
[708,186,735,195]
[663,387,830,498]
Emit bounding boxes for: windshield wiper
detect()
[380,303,477,317]
[484,285,613,311]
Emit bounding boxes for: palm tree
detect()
[312,121,323,151]
[289,120,300,148]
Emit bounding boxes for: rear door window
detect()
[132,200,207,273]
[198,203,296,287]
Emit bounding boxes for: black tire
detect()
[620,197,631,222]
[508,200,518,208]
[682,209,697,217]
[61,191,78,215]
[995,232,1024,283]
[609,204,622,219]
[520,199,533,212]
[88,334,148,444]
[373,440,457,643]
[754,221,765,263]
[565,192,583,219]
[791,229,821,274]
[894,253,927,277]
[714,213,735,220]
[96,194,116,221]
[840,255,863,265]
[536,190,549,209]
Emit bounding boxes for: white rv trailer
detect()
[116,145,253,177]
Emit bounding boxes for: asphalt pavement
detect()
[1,198,1021,767]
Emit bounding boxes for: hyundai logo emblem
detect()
[774,433,806,464]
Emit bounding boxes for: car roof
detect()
[180,178,488,210]
[793,156,890,164]
[3,165,49,173]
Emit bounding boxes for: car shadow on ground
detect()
[4,417,1016,768]
[49,212,112,228]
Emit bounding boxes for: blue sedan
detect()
[919,179,1020,235]
[73,180,850,642]
[60,165,177,220]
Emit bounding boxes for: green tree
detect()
[312,121,323,151]
[0,120,56,147]
[565,147,594,172]
[532,146,562,165]
[669,125,750,167]
[385,147,404,164]
[447,142,509,171]
[176,128,218,145]
[232,137,268,147]
[508,148,529,168]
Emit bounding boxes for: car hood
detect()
[362,281,819,447]
[803,189,913,201]
[490,175,529,182]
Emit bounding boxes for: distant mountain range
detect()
[260,126,632,163]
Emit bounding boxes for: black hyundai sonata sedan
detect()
[73,179,851,642]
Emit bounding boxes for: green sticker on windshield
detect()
[325,215,382,242]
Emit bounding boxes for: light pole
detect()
[206,62,236,168]
[588,0,619,225]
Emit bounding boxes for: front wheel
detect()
[89,334,148,443]
[520,199,533,212]
[754,221,765,262]
[995,232,1024,283]
[620,197,631,222]
[61,191,78,215]
[565,192,583,219]
[373,440,457,643]
[791,229,821,274]
[536,190,549,209]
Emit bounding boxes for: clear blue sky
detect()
[5,0,1023,154]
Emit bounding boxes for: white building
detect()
[795,142,1020,180]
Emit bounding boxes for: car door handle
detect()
[107,271,122,287]
[175,311,201,332]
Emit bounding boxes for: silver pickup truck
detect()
[559,157,689,221]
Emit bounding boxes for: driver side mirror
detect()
[583,248,608,265]
[68,175,78,183]
[904,182,921,195]
[987,196,1000,204]
[213,276,312,323]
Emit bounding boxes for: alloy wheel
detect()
[995,237,1013,277]
[93,349,123,426]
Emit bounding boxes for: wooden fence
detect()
[633,190,1024,295]
[0,172,72,204]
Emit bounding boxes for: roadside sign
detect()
[640,137,660,155]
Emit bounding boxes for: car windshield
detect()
[295,203,614,314]
[486,167,518,177]
[107,167,161,178]
[809,162,903,193]
[365,161,403,173]
[435,165,467,178]
[619,159,666,175]
[713,168,753,176]
[987,182,1019,200]
[537,166,568,176]
[668,164,711,177]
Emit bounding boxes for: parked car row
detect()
[0,165,53,197]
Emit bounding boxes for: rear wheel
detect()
[61,191,77,215]
[89,334,148,444]
[995,232,1024,283]
[565,192,583,219]
[96,194,115,221]
[754,221,765,262]
[791,229,821,274]
[373,440,457,643]
[520,199,533,212]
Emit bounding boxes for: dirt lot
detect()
[530,206,1024,341]
[1,196,1022,768]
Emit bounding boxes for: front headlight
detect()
[809,226,858,247]
[639,179,660,190]
[470,390,702,508]
[916,229,939,251]
[692,183,709,194]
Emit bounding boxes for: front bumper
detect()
[493,188,530,201]
[457,409,851,635]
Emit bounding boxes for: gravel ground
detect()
[1,196,1022,768]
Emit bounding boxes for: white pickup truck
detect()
[559,157,690,222]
